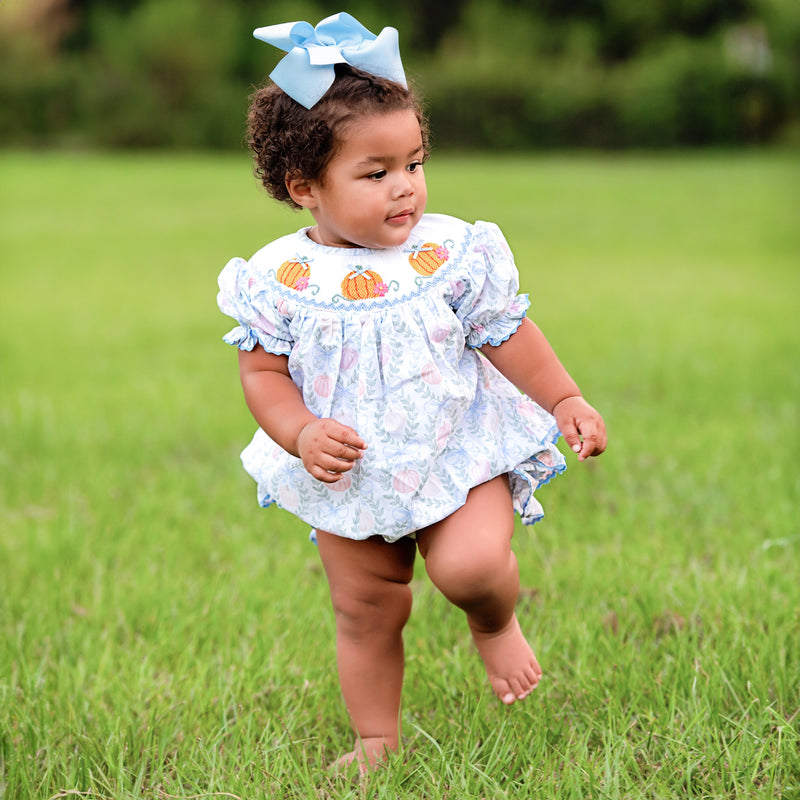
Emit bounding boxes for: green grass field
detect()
[1,150,798,799]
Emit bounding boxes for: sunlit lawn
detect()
[1,149,798,798]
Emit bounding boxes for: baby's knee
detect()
[427,543,516,602]
[330,579,412,639]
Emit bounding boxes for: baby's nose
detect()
[392,174,413,197]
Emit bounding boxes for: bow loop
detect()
[307,45,348,67]
[253,12,406,109]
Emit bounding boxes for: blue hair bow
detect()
[253,12,407,109]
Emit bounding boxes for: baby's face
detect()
[301,109,427,249]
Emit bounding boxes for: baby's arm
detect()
[479,318,607,461]
[238,347,366,482]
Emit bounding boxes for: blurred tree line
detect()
[0,0,797,149]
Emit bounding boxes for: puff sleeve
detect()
[451,221,531,349]
[217,257,294,355]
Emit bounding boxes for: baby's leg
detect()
[416,475,542,705]
[316,530,417,769]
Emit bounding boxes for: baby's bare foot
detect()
[470,614,542,704]
[331,736,394,776]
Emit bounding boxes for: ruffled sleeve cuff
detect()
[465,293,531,348]
[455,221,531,349]
[217,256,295,355]
[222,325,293,356]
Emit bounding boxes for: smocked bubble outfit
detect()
[217,213,566,542]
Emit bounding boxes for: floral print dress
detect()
[217,213,566,542]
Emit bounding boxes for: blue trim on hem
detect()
[222,325,293,356]
[466,295,531,350]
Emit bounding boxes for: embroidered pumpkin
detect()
[277,258,311,290]
[341,267,386,300]
[408,242,449,276]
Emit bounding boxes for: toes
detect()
[508,676,529,700]
[493,679,517,704]
[525,663,541,689]
[507,665,541,701]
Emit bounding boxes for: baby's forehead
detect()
[334,108,422,147]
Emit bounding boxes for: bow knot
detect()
[254,12,407,109]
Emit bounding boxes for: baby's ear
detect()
[285,175,318,209]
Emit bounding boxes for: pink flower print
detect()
[538,451,555,468]
[482,409,501,432]
[449,279,466,300]
[374,281,389,297]
[329,473,352,492]
[421,362,442,385]
[277,483,299,509]
[383,405,407,434]
[339,346,359,371]
[435,246,449,260]
[436,420,451,450]
[294,276,309,291]
[430,323,451,344]
[393,468,420,494]
[358,508,375,535]
[313,374,333,398]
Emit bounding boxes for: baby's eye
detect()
[367,170,387,180]
[407,161,422,173]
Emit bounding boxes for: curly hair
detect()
[247,65,430,208]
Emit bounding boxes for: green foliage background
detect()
[0,0,798,149]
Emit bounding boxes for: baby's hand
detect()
[296,418,367,483]
[553,396,607,462]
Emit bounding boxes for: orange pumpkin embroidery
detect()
[277,258,311,291]
[341,266,388,300]
[408,242,449,276]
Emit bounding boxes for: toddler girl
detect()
[217,12,606,770]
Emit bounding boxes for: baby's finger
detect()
[577,425,606,460]
[308,462,352,483]
[328,440,364,462]
[559,420,583,456]
[317,450,358,472]
[577,435,597,461]
[330,422,367,451]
